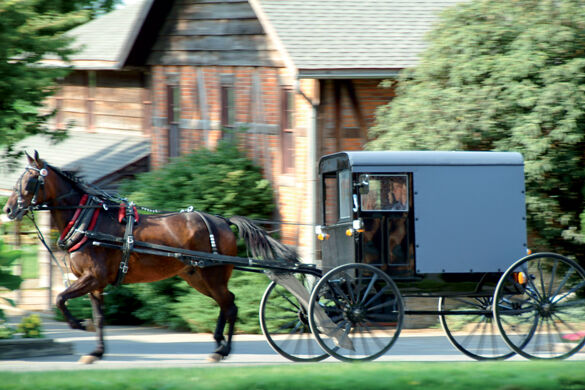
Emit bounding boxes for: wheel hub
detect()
[538,302,553,317]
[344,305,365,323]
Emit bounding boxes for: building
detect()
[1,1,462,310]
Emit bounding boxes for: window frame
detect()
[280,87,295,174]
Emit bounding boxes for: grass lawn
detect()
[1,361,585,390]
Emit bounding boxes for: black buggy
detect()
[259,151,585,362]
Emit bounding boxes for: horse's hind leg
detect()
[213,310,227,348]
[179,268,238,361]
[211,292,238,360]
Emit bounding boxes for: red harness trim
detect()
[118,205,139,224]
[68,204,101,253]
[59,194,89,241]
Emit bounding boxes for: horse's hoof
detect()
[78,355,99,364]
[207,353,225,363]
[82,319,96,332]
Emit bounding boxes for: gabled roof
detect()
[53,0,462,76]
[251,0,462,78]
[0,132,150,194]
[43,0,155,70]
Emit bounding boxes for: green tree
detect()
[0,0,120,162]
[119,140,275,220]
[0,239,23,311]
[369,0,585,263]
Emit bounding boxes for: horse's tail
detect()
[227,216,298,263]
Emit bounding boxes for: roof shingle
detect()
[254,0,462,76]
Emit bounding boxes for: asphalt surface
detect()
[1,314,584,371]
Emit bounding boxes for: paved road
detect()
[1,316,583,371]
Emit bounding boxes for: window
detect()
[360,175,409,212]
[281,88,295,173]
[167,84,180,158]
[322,170,352,225]
[338,169,352,220]
[323,174,338,226]
[221,80,235,138]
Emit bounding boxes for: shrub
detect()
[119,140,275,219]
[17,314,42,338]
[0,321,15,339]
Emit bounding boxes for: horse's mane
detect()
[48,163,122,205]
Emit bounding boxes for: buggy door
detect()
[320,169,355,272]
[358,174,414,276]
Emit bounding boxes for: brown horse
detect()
[2,151,295,364]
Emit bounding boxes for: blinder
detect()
[25,177,39,193]
[22,166,48,205]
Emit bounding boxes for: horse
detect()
[2,151,296,364]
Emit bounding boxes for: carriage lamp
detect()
[345,219,365,236]
[315,225,330,240]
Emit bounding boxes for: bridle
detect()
[14,163,49,215]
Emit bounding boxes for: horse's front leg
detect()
[56,274,100,331]
[78,291,105,364]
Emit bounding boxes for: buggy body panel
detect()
[318,151,527,275]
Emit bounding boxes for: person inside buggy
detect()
[360,175,410,272]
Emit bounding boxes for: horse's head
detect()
[3,151,52,221]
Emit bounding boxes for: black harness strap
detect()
[114,203,136,286]
[196,211,218,254]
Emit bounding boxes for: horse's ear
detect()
[25,151,34,165]
[33,150,43,168]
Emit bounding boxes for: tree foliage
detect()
[119,140,275,220]
[369,0,585,262]
[0,0,120,161]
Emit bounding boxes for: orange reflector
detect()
[526,248,533,255]
[345,228,354,236]
[514,272,527,284]
[317,233,330,241]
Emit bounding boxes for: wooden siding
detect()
[46,70,148,134]
[149,0,283,67]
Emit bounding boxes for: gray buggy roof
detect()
[319,151,523,173]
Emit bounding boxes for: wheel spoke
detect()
[551,267,575,299]
[548,259,558,297]
[360,273,379,305]
[364,285,392,309]
[552,280,585,305]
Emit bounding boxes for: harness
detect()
[113,208,218,285]
[57,195,103,252]
[14,164,221,287]
[114,202,137,286]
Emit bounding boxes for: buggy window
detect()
[338,170,352,220]
[361,175,409,212]
[323,170,352,225]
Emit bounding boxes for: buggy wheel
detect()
[439,296,515,360]
[494,252,585,359]
[260,279,328,362]
[308,263,404,362]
